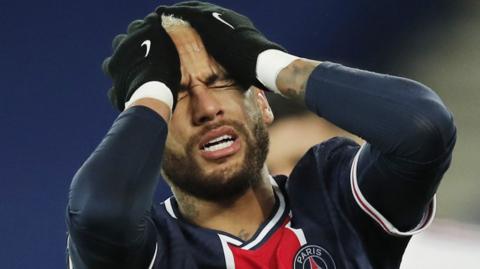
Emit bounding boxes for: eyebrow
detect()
[201,73,235,86]
[179,73,235,90]
[202,74,220,86]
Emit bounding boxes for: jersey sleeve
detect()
[286,137,441,268]
[301,62,456,233]
[66,106,167,269]
[350,143,443,236]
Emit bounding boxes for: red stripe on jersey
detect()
[228,217,302,269]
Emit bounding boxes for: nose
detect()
[190,86,224,125]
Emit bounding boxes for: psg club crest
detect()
[293,245,336,269]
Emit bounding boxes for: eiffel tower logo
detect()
[308,256,323,269]
[293,245,335,269]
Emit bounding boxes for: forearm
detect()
[68,106,167,243]
[275,58,321,100]
[276,60,456,161]
[276,60,456,230]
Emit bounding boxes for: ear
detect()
[254,88,274,125]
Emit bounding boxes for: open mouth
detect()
[201,134,237,151]
[198,126,241,160]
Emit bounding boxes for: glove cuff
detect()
[256,49,299,94]
[124,81,174,112]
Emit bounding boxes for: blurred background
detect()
[0,0,478,268]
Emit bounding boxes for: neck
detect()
[173,166,275,241]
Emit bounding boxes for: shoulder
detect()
[292,137,360,175]
[281,137,361,204]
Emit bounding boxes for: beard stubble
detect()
[162,117,269,203]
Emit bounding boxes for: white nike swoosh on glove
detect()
[141,40,151,57]
[212,12,235,29]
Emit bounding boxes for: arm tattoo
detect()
[276,59,320,102]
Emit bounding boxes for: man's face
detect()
[161,21,273,202]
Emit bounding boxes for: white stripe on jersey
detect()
[350,143,436,236]
[164,198,177,219]
[242,180,286,250]
[148,243,158,269]
[67,236,74,269]
[286,220,307,246]
[218,234,240,269]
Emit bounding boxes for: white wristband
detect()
[124,81,174,111]
[256,49,299,94]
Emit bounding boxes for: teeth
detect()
[204,140,234,152]
[207,135,232,145]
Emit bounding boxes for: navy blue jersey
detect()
[67,62,455,269]
[68,138,434,269]
[155,139,434,269]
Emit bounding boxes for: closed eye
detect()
[179,74,238,91]
[176,81,240,103]
[210,81,238,89]
[203,74,237,88]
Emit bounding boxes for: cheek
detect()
[237,90,261,120]
[217,89,252,118]
[170,99,193,133]
[242,100,262,126]
[165,131,184,155]
[166,116,190,153]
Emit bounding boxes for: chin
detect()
[201,155,245,182]
[162,118,269,202]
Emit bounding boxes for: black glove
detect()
[160,1,285,90]
[102,12,180,111]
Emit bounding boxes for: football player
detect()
[66,2,456,268]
